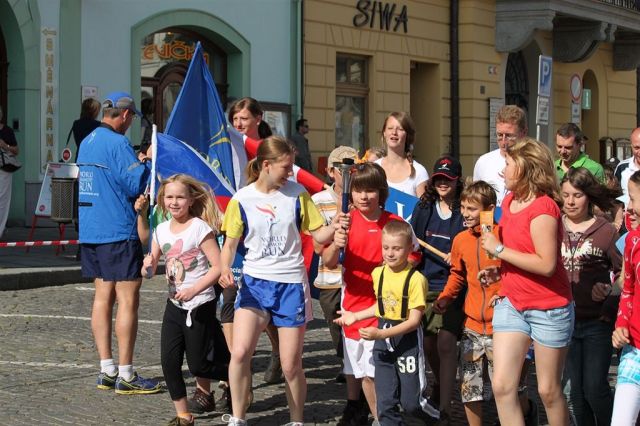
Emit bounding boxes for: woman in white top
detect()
[375,111,429,198]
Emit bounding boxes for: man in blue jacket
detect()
[77,92,159,395]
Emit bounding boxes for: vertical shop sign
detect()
[40,27,58,178]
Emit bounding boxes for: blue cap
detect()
[102,91,142,116]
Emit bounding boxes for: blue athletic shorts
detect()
[492,296,574,348]
[235,274,306,327]
[81,240,143,281]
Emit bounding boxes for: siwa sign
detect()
[353,0,408,33]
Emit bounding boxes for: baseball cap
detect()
[329,146,358,166]
[432,155,462,180]
[102,92,142,116]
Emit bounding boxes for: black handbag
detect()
[0,150,21,172]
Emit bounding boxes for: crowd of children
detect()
[133,110,640,426]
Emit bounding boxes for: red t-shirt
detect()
[498,193,571,311]
[616,229,640,348]
[342,210,403,339]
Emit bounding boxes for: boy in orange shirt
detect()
[433,181,501,426]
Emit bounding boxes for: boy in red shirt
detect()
[324,162,408,425]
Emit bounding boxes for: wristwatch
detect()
[494,244,505,256]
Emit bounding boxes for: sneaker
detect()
[284,423,303,426]
[434,411,451,426]
[167,416,194,426]
[114,372,161,395]
[263,353,284,384]
[188,387,215,414]
[221,414,247,426]
[336,400,368,426]
[216,385,232,413]
[96,372,118,390]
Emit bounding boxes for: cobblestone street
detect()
[0,278,349,425]
[0,273,619,425]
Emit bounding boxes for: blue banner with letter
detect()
[385,188,419,221]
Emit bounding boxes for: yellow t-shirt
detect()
[371,264,428,320]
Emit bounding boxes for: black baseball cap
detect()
[432,155,462,180]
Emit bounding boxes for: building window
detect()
[505,52,529,114]
[336,54,368,153]
[140,28,228,133]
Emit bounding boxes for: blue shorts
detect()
[492,296,574,348]
[81,240,143,281]
[235,274,306,327]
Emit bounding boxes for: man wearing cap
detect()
[77,92,159,395]
[615,127,640,197]
[473,105,528,207]
[554,122,604,182]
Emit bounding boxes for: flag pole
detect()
[150,124,158,210]
[144,124,158,278]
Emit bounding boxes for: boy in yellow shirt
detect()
[335,220,440,425]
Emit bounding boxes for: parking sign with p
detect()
[538,55,552,97]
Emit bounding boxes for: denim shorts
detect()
[492,296,574,348]
[618,345,640,386]
[235,274,307,327]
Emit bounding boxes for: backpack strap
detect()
[377,266,416,320]
[400,268,416,320]
[377,266,386,318]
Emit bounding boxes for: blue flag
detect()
[155,132,235,210]
[164,42,236,189]
[385,188,419,222]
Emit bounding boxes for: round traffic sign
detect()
[570,74,582,103]
[61,148,72,162]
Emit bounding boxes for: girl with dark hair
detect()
[410,155,466,421]
[560,167,621,425]
[228,97,263,140]
[68,97,101,161]
[222,97,281,402]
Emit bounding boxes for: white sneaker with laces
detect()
[221,414,247,426]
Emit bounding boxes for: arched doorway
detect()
[581,70,600,161]
[505,52,529,113]
[140,28,228,134]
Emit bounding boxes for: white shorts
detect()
[342,335,375,379]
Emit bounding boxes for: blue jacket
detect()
[77,125,150,243]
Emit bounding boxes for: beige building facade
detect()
[303,0,640,176]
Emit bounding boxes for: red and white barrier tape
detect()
[0,240,78,248]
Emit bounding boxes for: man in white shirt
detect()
[614,127,640,197]
[473,105,528,206]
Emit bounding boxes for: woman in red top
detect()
[481,138,573,426]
